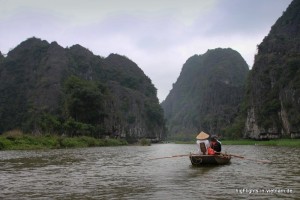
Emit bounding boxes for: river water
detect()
[0,144,299,200]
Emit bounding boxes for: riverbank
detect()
[0,131,128,150]
[174,139,300,147]
[221,139,300,147]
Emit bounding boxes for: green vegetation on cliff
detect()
[242,0,300,139]
[0,38,166,142]
[161,48,249,140]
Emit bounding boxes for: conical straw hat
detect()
[196,131,209,140]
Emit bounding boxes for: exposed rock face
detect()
[244,0,300,139]
[161,48,249,139]
[0,37,165,141]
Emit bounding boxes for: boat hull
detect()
[189,154,231,166]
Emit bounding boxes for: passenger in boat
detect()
[210,135,221,154]
[196,131,210,155]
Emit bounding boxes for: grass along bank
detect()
[220,139,300,147]
[0,130,127,150]
[174,139,300,147]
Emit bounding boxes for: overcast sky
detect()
[0,0,293,102]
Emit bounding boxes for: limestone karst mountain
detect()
[0,37,165,142]
[161,48,249,140]
[244,0,300,139]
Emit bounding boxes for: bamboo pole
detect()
[149,152,272,164]
[148,154,190,160]
[224,153,271,163]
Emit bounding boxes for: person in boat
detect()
[196,131,210,155]
[210,135,221,154]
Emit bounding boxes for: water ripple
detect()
[0,144,299,199]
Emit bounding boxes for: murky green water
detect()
[0,144,299,199]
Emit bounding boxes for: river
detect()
[0,144,299,199]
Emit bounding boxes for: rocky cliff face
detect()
[0,37,165,141]
[244,0,300,139]
[161,48,249,139]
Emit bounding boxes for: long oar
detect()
[224,153,271,163]
[149,154,190,160]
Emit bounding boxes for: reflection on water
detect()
[0,144,299,199]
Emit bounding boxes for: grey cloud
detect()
[193,0,293,36]
[0,0,293,102]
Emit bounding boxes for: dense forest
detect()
[0,38,166,142]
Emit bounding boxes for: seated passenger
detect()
[210,135,222,154]
[196,131,210,155]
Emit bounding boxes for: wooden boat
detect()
[189,153,231,166]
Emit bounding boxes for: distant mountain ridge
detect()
[161,48,249,140]
[0,37,165,142]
